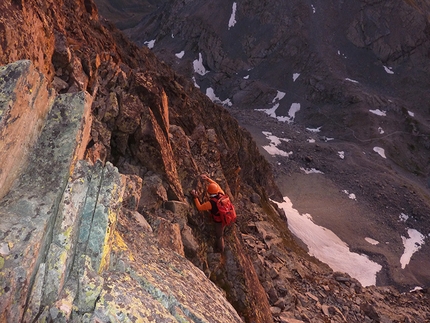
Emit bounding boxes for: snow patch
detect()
[144,39,156,49]
[205,87,232,106]
[378,127,385,134]
[384,66,394,74]
[193,53,209,75]
[262,131,292,157]
[399,213,409,222]
[306,127,321,133]
[338,50,347,58]
[288,103,301,121]
[273,197,382,287]
[408,111,415,117]
[175,51,185,59]
[369,109,386,116]
[345,78,359,83]
[400,229,425,269]
[256,102,300,124]
[410,286,423,292]
[192,77,200,88]
[365,237,379,245]
[373,147,386,159]
[342,190,357,200]
[338,151,345,159]
[228,2,237,29]
[300,167,324,174]
[293,73,300,82]
[272,90,286,103]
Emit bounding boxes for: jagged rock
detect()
[52,31,72,70]
[1,0,430,322]
[111,211,244,323]
[43,161,92,304]
[278,312,305,323]
[76,255,105,313]
[0,60,247,322]
[122,174,143,211]
[52,76,69,92]
[181,224,200,257]
[255,221,283,249]
[0,85,92,320]
[139,173,168,212]
[164,200,190,217]
[126,209,153,232]
[250,193,262,205]
[157,218,185,256]
[0,60,54,199]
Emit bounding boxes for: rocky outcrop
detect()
[0,60,54,200]
[112,0,430,182]
[96,0,430,291]
[0,1,429,323]
[0,60,245,322]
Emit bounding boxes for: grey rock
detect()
[0,60,54,200]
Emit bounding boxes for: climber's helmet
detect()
[207,183,219,195]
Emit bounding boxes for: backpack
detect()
[212,194,237,227]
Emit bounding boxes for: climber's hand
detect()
[190,189,198,198]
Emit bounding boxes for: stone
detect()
[122,174,143,211]
[270,306,282,315]
[278,312,305,323]
[250,193,262,205]
[139,174,168,212]
[0,243,10,256]
[76,256,104,313]
[85,162,126,273]
[128,210,153,232]
[0,60,54,200]
[181,224,199,257]
[52,76,69,93]
[164,200,190,217]
[1,0,430,321]
[43,160,91,304]
[255,221,283,249]
[0,87,93,322]
[23,263,46,322]
[157,218,185,256]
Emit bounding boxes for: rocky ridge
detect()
[0,1,429,323]
[96,0,430,291]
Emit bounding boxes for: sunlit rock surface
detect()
[0,0,429,322]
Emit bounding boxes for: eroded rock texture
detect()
[0,1,429,323]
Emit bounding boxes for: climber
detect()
[190,174,227,252]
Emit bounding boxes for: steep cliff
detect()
[97,0,430,291]
[0,1,429,323]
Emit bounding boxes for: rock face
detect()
[0,60,54,200]
[95,0,430,292]
[0,60,245,322]
[115,0,430,185]
[0,1,429,323]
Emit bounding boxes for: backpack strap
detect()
[209,195,222,222]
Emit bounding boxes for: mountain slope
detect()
[95,0,430,290]
[0,0,429,322]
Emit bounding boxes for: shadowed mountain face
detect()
[101,0,430,174]
[94,0,430,289]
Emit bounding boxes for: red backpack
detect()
[212,194,237,227]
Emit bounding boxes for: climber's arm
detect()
[193,199,212,212]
